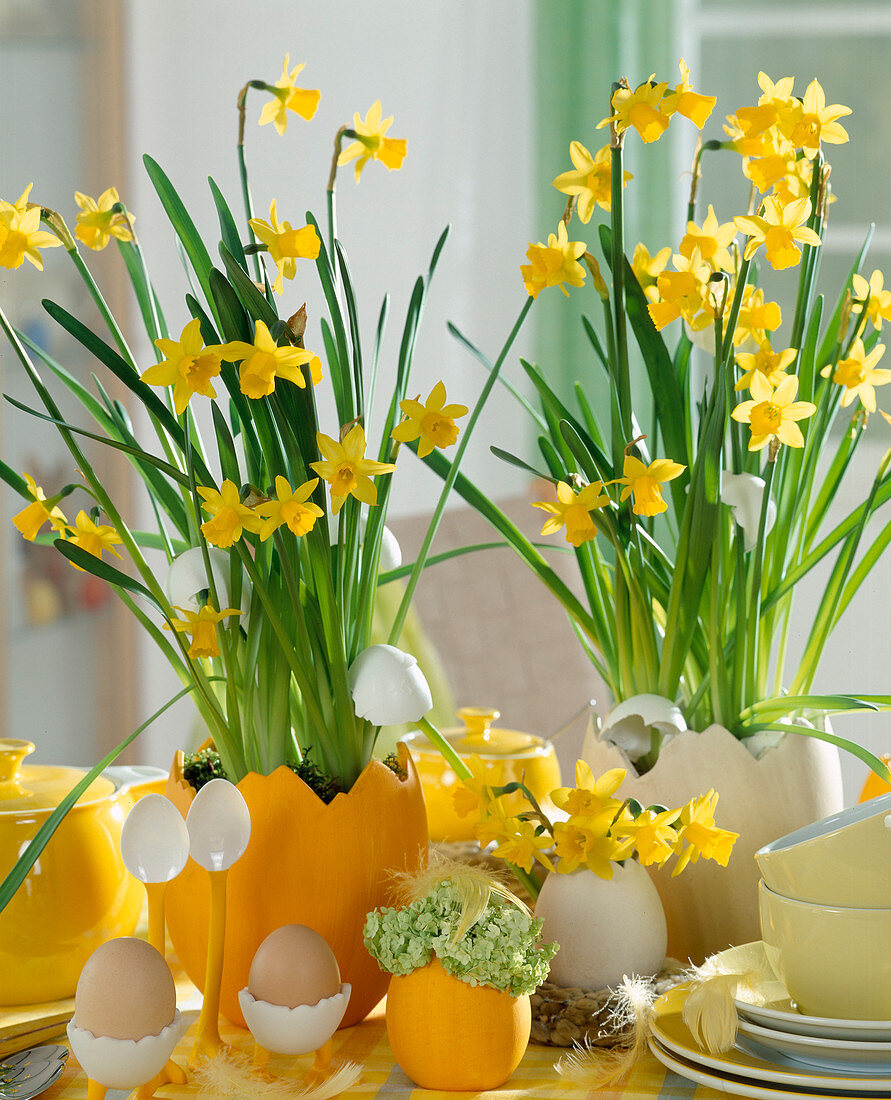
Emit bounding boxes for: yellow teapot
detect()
[402,707,561,843]
[0,738,167,1005]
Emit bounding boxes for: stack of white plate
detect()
[649,985,891,1099]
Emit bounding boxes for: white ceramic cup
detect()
[759,880,891,1020]
[755,792,891,908]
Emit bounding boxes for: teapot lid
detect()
[410,707,550,758]
[0,739,114,812]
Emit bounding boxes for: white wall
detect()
[123,0,537,763]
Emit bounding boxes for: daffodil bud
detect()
[348,644,432,726]
[721,471,776,551]
[164,547,249,621]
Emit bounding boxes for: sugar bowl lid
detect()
[0,739,114,813]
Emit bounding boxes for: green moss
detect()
[183,747,228,790]
[382,751,406,779]
[363,880,558,996]
[287,754,343,803]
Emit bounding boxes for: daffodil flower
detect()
[734,195,822,271]
[258,54,321,135]
[348,643,432,725]
[165,546,249,620]
[731,373,816,451]
[671,790,738,877]
[254,476,324,541]
[337,101,407,182]
[631,242,671,293]
[552,141,631,223]
[617,455,686,517]
[219,319,322,399]
[598,76,670,143]
[248,201,320,294]
[12,474,68,541]
[852,271,891,332]
[196,480,262,547]
[612,806,680,867]
[551,760,626,820]
[310,424,396,514]
[520,221,587,299]
[661,58,716,129]
[164,603,242,660]
[141,318,229,415]
[735,342,797,391]
[733,285,783,348]
[453,753,508,823]
[74,188,133,251]
[781,77,850,158]
[480,808,554,875]
[647,248,712,332]
[679,204,737,272]
[66,510,123,569]
[0,201,61,270]
[822,338,891,412]
[390,381,468,458]
[532,479,610,547]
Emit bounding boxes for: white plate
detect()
[649,1038,881,1100]
[737,1016,891,1073]
[652,993,891,1093]
[736,996,891,1042]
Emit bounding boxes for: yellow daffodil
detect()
[248,201,320,294]
[632,242,672,293]
[734,195,822,270]
[0,202,61,270]
[74,187,133,251]
[310,423,397,514]
[0,183,33,216]
[141,318,229,415]
[679,204,737,272]
[480,810,554,874]
[671,790,738,877]
[731,373,816,451]
[164,603,242,660]
[532,479,610,547]
[66,510,123,568]
[254,475,324,541]
[612,806,680,867]
[551,761,626,820]
[661,58,716,129]
[599,76,670,143]
[618,455,686,517]
[521,220,586,299]
[197,480,263,547]
[770,156,820,207]
[852,271,891,332]
[733,285,782,347]
[822,338,891,412]
[219,319,322,399]
[337,101,407,182]
[12,474,68,541]
[552,141,631,223]
[780,78,851,158]
[390,381,468,458]
[553,822,634,880]
[454,753,508,823]
[258,54,320,135]
[647,248,712,332]
[735,342,797,391]
[733,72,796,143]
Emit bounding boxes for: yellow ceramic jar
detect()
[0,738,167,1005]
[402,707,561,842]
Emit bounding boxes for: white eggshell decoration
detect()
[238,985,351,1055]
[67,1014,186,1090]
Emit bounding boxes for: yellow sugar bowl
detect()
[402,707,561,843]
[0,738,167,1005]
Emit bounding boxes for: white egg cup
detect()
[237,984,351,1056]
[67,1012,186,1091]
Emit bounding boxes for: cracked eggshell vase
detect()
[164,741,427,1029]
[402,707,561,842]
[0,738,167,1005]
[582,718,843,964]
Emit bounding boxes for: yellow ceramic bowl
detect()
[0,739,167,1005]
[402,708,561,843]
[755,791,891,907]
[759,880,891,1020]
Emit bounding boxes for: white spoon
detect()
[185,779,251,1066]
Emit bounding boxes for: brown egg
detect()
[248,924,341,1009]
[74,937,176,1040]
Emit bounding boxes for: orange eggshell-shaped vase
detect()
[386,958,531,1091]
[859,754,891,802]
[164,742,427,1029]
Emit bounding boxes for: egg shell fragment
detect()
[67,1013,185,1089]
[248,924,341,1009]
[74,937,176,1041]
[238,985,351,1055]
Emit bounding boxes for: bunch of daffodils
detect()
[424,63,891,777]
[454,757,738,890]
[0,57,496,911]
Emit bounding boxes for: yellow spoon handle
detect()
[189,868,228,1067]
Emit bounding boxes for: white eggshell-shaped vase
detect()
[67,1013,186,1090]
[534,862,667,991]
[238,984,351,1055]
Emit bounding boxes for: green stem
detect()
[745,456,777,705]
[236,80,265,283]
[417,716,470,779]
[609,140,631,442]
